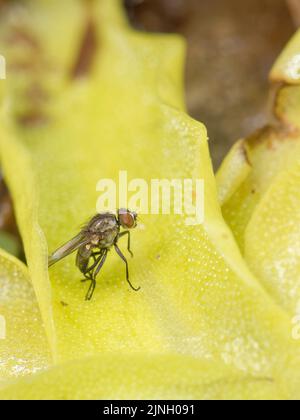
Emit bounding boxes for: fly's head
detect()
[118,208,137,230]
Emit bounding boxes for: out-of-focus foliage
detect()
[0,249,50,386]
[219,30,300,316]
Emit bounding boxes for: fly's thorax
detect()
[85,213,120,248]
[98,224,120,248]
[87,213,118,233]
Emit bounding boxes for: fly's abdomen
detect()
[76,244,92,274]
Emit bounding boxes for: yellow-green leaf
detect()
[0,249,50,386]
[270,30,300,84]
[0,354,288,400]
[218,29,300,315]
[216,139,251,206]
[220,126,300,250]
[245,159,300,314]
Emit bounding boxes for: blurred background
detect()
[125,0,298,166]
[0,0,299,257]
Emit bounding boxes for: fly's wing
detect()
[48,232,90,267]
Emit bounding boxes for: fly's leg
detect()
[114,244,140,291]
[80,271,93,283]
[80,251,104,283]
[118,231,133,257]
[85,277,96,301]
[87,251,104,273]
[85,250,108,301]
[92,251,103,262]
[93,249,108,278]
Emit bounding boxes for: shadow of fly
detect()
[48,209,140,300]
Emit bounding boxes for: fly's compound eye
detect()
[118,209,137,229]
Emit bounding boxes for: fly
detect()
[48,209,140,300]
